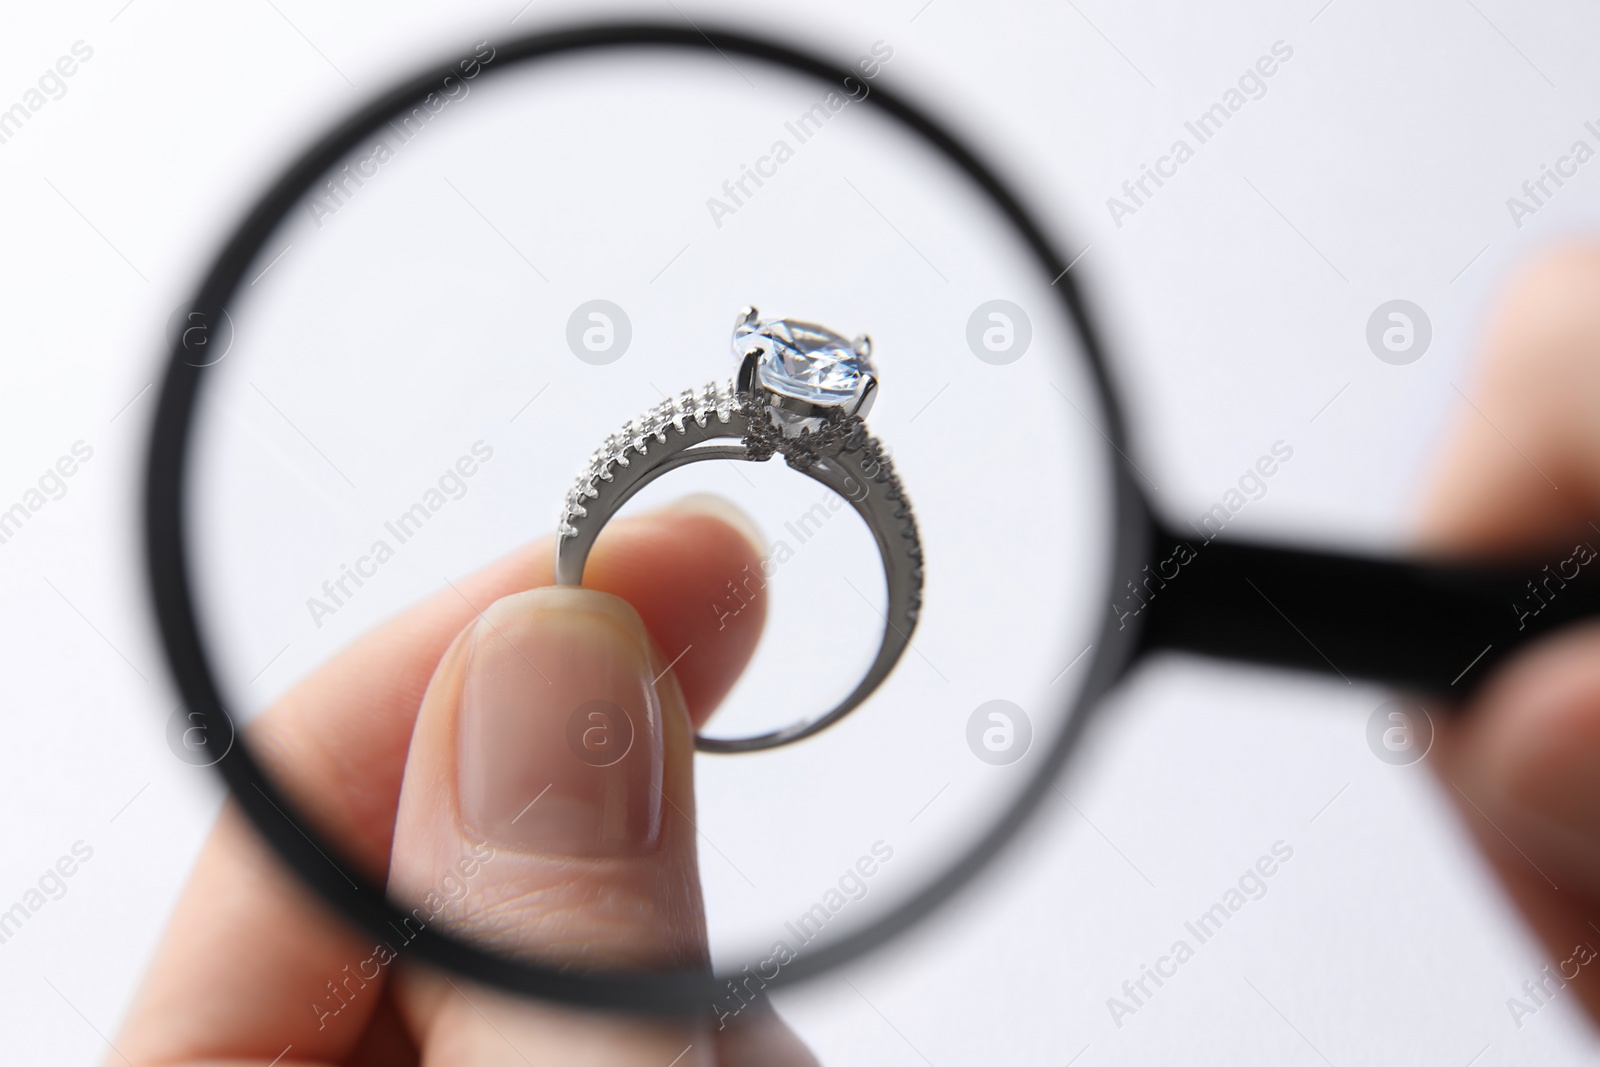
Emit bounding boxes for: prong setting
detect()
[733,306,761,347]
[734,311,878,436]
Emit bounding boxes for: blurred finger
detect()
[1418,245,1600,1023]
[1419,245,1600,555]
[1436,626,1600,1020]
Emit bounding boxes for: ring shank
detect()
[554,392,921,752]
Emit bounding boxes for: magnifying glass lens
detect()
[181,43,1117,999]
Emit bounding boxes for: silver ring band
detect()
[555,367,923,753]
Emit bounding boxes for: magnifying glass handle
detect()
[1134,525,1600,698]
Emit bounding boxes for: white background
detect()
[1,0,1599,1064]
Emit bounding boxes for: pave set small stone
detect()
[558,382,737,539]
[556,377,921,637]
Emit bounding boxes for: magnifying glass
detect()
[145,21,1600,1015]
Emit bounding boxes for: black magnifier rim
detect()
[144,20,1153,1014]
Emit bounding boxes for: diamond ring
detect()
[555,307,923,753]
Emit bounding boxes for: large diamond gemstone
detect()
[745,318,870,406]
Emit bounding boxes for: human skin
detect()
[1420,246,1600,1023]
[112,496,816,1066]
[112,248,1600,1062]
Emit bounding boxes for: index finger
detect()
[1418,245,1600,553]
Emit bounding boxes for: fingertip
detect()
[390,583,708,970]
[1416,243,1600,556]
[1452,624,1600,891]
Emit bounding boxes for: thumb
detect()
[388,585,711,1063]
[1441,624,1600,1018]
[1446,624,1600,896]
